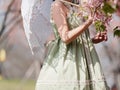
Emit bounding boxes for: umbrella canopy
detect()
[21,0,53,60]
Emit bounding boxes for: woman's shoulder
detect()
[51,0,64,9]
[51,0,68,18]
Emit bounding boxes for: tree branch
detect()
[0,15,22,43]
[0,0,15,37]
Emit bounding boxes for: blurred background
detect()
[0,0,38,90]
[0,0,120,90]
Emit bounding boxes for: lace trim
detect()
[36,78,106,86]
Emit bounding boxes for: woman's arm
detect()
[51,2,93,44]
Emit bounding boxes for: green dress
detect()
[35,2,109,90]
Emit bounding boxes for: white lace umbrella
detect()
[21,0,53,60]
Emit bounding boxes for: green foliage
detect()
[83,16,88,21]
[95,21,106,32]
[114,26,120,37]
[102,2,115,15]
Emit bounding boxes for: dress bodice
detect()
[67,11,83,30]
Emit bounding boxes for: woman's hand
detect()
[88,15,93,23]
[85,15,93,26]
[83,15,93,29]
[92,30,108,44]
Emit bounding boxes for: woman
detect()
[35,0,109,90]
